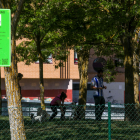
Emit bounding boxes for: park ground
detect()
[0,116,140,140]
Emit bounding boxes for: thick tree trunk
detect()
[133,33,139,105]
[4,38,26,140]
[124,37,135,121]
[77,48,89,119]
[132,31,140,121]
[0,67,2,115]
[2,0,26,139]
[124,31,140,121]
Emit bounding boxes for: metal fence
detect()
[0,103,140,140]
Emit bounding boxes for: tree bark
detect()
[37,41,45,110]
[133,31,139,106]
[123,29,140,121]
[124,36,135,121]
[77,48,89,119]
[4,38,26,140]
[39,55,45,110]
[2,0,26,139]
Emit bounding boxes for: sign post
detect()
[0,9,11,67]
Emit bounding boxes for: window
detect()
[74,51,78,64]
[73,83,92,90]
[74,46,83,64]
[35,54,52,64]
[46,54,52,64]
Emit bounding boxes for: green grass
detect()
[0,116,140,140]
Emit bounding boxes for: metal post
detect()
[108,102,111,140]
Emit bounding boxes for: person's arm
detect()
[91,86,103,90]
[103,85,107,89]
[56,100,64,115]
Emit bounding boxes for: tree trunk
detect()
[0,67,2,115]
[77,48,89,119]
[2,0,26,139]
[124,36,135,121]
[133,32,139,106]
[37,41,45,110]
[124,30,140,121]
[132,30,140,121]
[4,38,26,140]
[39,55,45,110]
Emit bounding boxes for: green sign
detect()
[0,9,11,67]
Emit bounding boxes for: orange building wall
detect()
[1,39,126,81]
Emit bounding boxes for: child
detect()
[49,92,67,121]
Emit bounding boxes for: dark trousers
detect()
[94,96,105,120]
[49,105,66,120]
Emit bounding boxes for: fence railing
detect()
[0,103,140,140]
[1,102,125,120]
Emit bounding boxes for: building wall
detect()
[73,82,125,104]
[1,40,126,81]
[1,79,73,102]
[69,49,79,79]
[73,82,140,104]
[1,49,78,79]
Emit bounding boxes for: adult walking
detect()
[90,69,107,121]
[49,92,67,121]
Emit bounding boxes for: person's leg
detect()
[60,106,66,120]
[94,96,101,120]
[99,96,105,120]
[49,106,58,120]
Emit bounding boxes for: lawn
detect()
[0,116,140,140]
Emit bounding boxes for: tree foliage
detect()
[96,0,140,121]
[7,0,140,121]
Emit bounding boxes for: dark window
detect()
[87,84,91,90]
[73,83,92,90]
[73,84,79,90]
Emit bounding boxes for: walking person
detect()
[49,92,67,121]
[90,69,107,121]
[18,73,23,100]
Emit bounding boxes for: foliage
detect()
[16,0,71,67]
[103,59,117,83]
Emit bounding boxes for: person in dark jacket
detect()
[49,92,67,121]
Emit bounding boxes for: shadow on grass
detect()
[25,119,109,140]
[0,116,10,139]
[1,116,140,140]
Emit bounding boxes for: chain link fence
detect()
[0,103,140,140]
